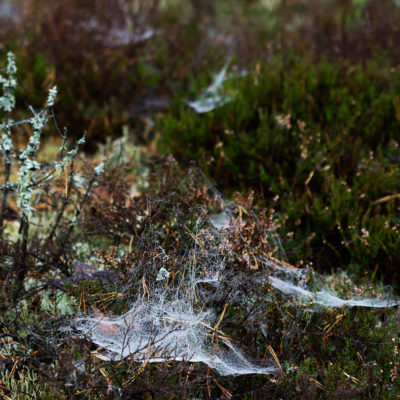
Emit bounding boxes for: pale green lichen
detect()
[41,290,76,316]
[54,135,85,173]
[1,127,12,152]
[156,267,170,281]
[0,368,52,400]
[94,161,104,176]
[0,52,17,112]
[0,52,87,224]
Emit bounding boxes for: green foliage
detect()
[158,56,400,281]
[0,368,57,400]
[1,1,400,398]
[0,153,398,399]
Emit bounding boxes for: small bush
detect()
[158,56,400,281]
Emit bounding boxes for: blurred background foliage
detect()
[2,0,400,143]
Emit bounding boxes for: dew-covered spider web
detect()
[70,170,399,376]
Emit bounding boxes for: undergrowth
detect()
[1,151,399,399]
[3,0,400,146]
[158,56,400,283]
[0,2,400,399]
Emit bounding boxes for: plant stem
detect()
[0,149,11,231]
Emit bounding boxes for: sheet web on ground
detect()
[71,180,399,376]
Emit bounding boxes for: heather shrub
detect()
[0,147,399,398]
[2,0,400,148]
[1,2,400,398]
[158,56,400,281]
